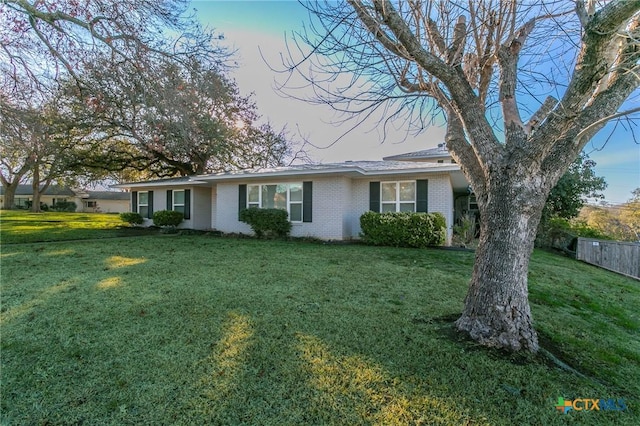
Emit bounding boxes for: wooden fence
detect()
[576,238,640,280]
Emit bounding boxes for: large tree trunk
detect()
[2,183,18,210]
[455,177,547,352]
[30,168,41,213]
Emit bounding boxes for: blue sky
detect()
[191,0,639,204]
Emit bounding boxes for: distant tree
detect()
[282,0,640,351]
[0,94,35,209]
[541,155,606,223]
[59,56,304,177]
[619,188,640,240]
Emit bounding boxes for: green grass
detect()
[0,210,153,244]
[1,214,638,424]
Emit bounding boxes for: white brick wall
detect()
[349,174,454,243]
[215,177,351,240]
[192,186,212,230]
[132,172,456,243]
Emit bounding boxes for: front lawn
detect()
[1,232,637,424]
[0,210,150,244]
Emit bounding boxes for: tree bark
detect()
[2,183,18,210]
[456,176,546,352]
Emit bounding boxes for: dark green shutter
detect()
[184,189,191,219]
[166,190,173,211]
[238,184,246,220]
[303,181,312,223]
[369,182,380,212]
[132,191,138,212]
[416,180,428,212]
[147,191,154,218]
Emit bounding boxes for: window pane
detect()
[139,206,148,218]
[290,183,303,202]
[381,182,396,202]
[248,185,259,203]
[399,182,415,201]
[175,205,185,214]
[381,203,396,213]
[138,192,148,204]
[290,203,302,222]
[275,185,288,210]
[399,203,415,212]
[262,185,277,208]
[248,202,260,209]
[174,190,185,205]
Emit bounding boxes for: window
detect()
[381,181,416,213]
[87,201,97,208]
[138,191,149,218]
[173,190,185,215]
[246,183,304,222]
[15,197,29,208]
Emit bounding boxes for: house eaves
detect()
[111,176,209,189]
[194,161,460,182]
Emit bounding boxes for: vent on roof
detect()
[437,143,446,150]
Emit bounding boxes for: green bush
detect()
[535,217,611,251]
[360,211,446,248]
[239,208,291,238]
[25,201,49,211]
[119,212,144,225]
[153,210,184,227]
[51,201,77,212]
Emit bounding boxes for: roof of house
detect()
[383,145,452,161]
[0,184,76,196]
[84,191,129,200]
[113,160,462,189]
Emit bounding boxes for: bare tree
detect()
[1,0,224,91]
[280,0,640,351]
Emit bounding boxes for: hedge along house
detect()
[115,154,469,244]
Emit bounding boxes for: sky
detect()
[191,0,640,205]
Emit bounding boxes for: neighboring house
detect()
[0,185,77,209]
[75,190,130,213]
[0,185,129,213]
[114,149,473,243]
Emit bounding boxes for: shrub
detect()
[453,213,477,244]
[535,217,611,251]
[51,201,77,212]
[153,210,184,227]
[120,212,144,225]
[239,208,291,238]
[25,201,49,211]
[360,211,446,248]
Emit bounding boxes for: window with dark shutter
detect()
[132,191,137,212]
[238,184,247,220]
[184,189,191,219]
[416,180,428,212]
[166,190,173,211]
[303,181,312,222]
[369,182,380,212]
[147,191,154,218]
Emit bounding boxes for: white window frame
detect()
[138,191,149,217]
[381,181,416,213]
[173,189,185,214]
[246,183,303,223]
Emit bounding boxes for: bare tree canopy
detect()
[280,0,640,351]
[0,0,225,91]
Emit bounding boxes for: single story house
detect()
[114,148,474,243]
[0,185,129,213]
[75,190,131,213]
